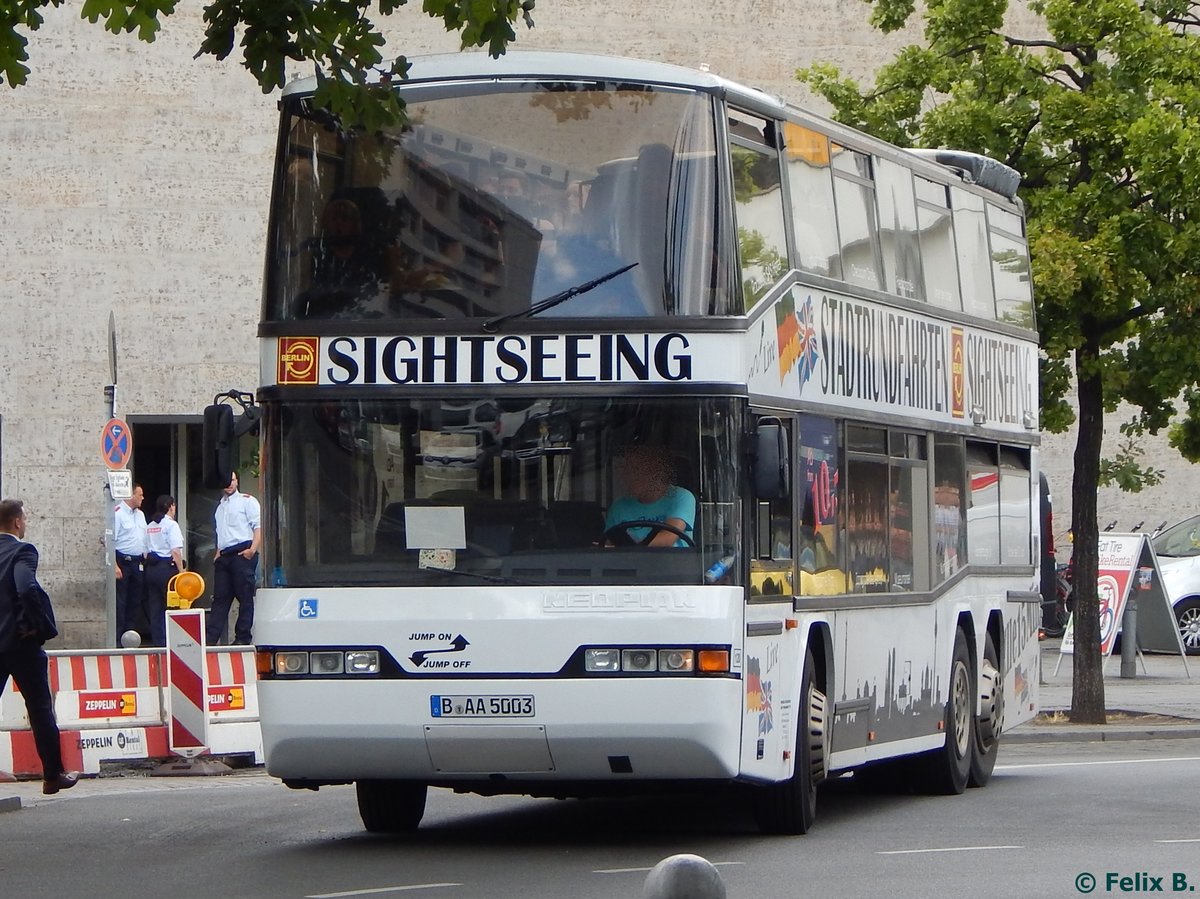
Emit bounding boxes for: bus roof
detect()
[283,50,788,112]
[282,50,1021,202]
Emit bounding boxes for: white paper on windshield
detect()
[404,505,467,549]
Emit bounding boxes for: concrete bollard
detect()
[120,630,142,649]
[642,854,727,899]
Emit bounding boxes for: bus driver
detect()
[603,445,696,547]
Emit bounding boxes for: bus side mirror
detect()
[202,403,234,490]
[753,420,789,500]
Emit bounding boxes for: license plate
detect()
[430,694,535,718]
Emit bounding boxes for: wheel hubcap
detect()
[1180,607,1200,651]
[951,661,970,757]
[808,685,828,785]
[977,656,1002,746]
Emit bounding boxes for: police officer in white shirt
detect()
[145,495,185,647]
[113,484,148,645]
[209,471,261,645]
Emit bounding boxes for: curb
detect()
[0,796,21,814]
[1007,724,1200,744]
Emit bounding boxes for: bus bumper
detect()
[259,676,745,783]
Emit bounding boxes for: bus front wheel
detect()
[916,627,972,795]
[356,780,428,833]
[752,650,827,835]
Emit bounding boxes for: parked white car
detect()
[1151,516,1200,655]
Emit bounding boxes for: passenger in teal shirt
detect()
[604,445,696,547]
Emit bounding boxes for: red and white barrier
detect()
[167,610,209,758]
[0,647,262,778]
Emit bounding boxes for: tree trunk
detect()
[1070,339,1106,723]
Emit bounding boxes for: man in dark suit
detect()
[0,498,77,794]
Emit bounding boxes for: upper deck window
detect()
[267,81,721,323]
[952,188,996,319]
[727,108,788,309]
[988,203,1034,328]
[915,177,961,311]
[875,158,923,300]
[783,123,841,280]
[830,145,883,291]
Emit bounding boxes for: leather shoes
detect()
[42,772,78,795]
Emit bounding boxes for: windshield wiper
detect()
[481,262,638,333]
[423,566,537,586]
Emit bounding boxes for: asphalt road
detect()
[4,739,1200,899]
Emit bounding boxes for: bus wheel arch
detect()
[356,780,428,833]
[752,633,827,835]
[806,624,832,789]
[916,622,973,795]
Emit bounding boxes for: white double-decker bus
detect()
[247,51,1042,834]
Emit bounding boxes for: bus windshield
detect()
[267,81,722,323]
[264,395,743,587]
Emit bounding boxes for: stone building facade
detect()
[0,2,1193,647]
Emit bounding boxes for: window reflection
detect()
[933,436,966,582]
[915,177,960,311]
[876,158,923,300]
[952,189,996,319]
[797,415,847,596]
[728,110,789,309]
[268,84,720,322]
[989,203,1034,327]
[832,146,883,291]
[785,123,841,280]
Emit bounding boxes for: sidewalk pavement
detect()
[1007,636,1200,743]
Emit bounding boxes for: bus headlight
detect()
[585,648,622,672]
[275,651,309,675]
[658,649,694,672]
[345,650,380,674]
[579,645,728,675]
[310,651,344,675]
[269,649,381,676]
[622,648,658,672]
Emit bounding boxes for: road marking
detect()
[306,886,461,897]
[594,862,745,874]
[878,846,1023,855]
[998,756,1200,771]
[1156,839,1200,844]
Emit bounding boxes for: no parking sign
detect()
[100,418,133,471]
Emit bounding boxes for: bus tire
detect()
[968,630,1003,787]
[356,780,428,833]
[916,627,972,795]
[753,650,826,835]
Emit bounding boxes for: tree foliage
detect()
[1,0,535,130]
[800,0,1200,721]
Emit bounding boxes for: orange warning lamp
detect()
[167,571,206,610]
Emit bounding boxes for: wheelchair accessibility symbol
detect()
[298,599,319,619]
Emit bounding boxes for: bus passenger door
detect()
[741,414,802,781]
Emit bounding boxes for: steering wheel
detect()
[601,519,695,548]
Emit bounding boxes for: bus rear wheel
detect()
[356,780,428,833]
[968,630,1003,787]
[915,627,972,795]
[753,650,826,835]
